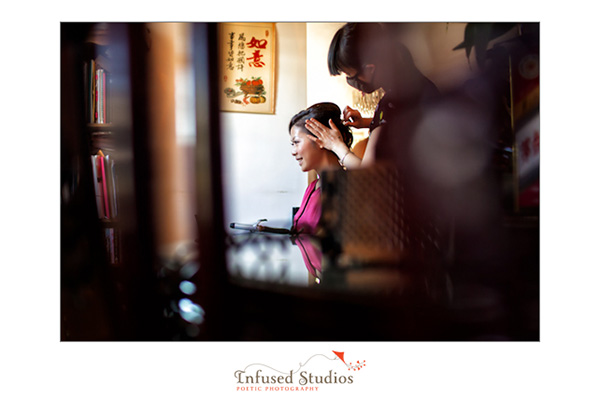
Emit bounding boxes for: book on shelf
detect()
[90,149,119,220]
[95,68,107,124]
[103,227,120,265]
[86,57,110,124]
[97,150,110,218]
[95,70,100,123]
[83,60,89,123]
[92,150,121,265]
[104,153,118,218]
[88,59,95,123]
[104,228,113,264]
[102,69,106,124]
[90,154,104,218]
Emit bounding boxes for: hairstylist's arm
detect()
[359,126,379,167]
[304,118,362,169]
[342,106,372,129]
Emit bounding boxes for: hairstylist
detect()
[305,23,440,169]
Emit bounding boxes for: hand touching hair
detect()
[289,102,353,150]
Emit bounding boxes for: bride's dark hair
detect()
[289,102,353,150]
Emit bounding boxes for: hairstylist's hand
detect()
[305,118,349,157]
[342,106,371,129]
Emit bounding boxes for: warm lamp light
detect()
[352,87,385,116]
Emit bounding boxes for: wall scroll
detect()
[219,23,276,114]
[511,50,539,211]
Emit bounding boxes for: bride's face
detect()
[290,125,324,173]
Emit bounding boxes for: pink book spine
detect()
[102,70,107,123]
[95,70,99,122]
[98,151,110,218]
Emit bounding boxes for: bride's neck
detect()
[316,152,342,175]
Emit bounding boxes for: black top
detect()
[368,77,440,135]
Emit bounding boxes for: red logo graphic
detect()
[332,351,367,371]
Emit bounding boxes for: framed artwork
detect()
[515,112,540,209]
[511,49,540,211]
[219,22,276,114]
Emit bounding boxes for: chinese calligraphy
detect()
[247,36,267,49]
[225,32,235,71]
[225,33,269,70]
[221,23,275,113]
[237,33,246,71]
[247,50,265,68]
[246,36,268,67]
[519,129,540,164]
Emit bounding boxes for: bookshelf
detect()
[85,26,121,265]
[62,22,226,341]
[61,23,163,340]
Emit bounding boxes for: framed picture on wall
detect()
[511,49,539,212]
[219,22,276,114]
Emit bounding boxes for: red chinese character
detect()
[520,138,531,162]
[247,37,267,49]
[247,50,265,68]
[533,130,540,155]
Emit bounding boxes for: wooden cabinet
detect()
[61,22,224,340]
[61,23,163,340]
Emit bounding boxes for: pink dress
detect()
[295,234,322,275]
[292,179,321,235]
